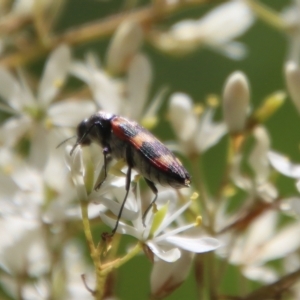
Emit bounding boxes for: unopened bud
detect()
[253,91,286,123]
[169,93,197,141]
[285,61,300,113]
[222,71,250,133]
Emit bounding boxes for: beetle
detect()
[70,111,191,235]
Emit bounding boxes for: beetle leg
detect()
[95,146,112,190]
[142,178,158,227]
[110,146,133,235]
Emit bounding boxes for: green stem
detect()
[245,0,287,32]
[206,252,217,300]
[190,155,212,232]
[80,201,104,299]
[100,242,142,276]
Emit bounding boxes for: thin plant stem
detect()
[80,200,104,299]
[206,252,217,300]
[245,0,287,32]
[100,242,142,276]
[190,155,213,232]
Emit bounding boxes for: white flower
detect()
[231,126,277,202]
[100,184,220,262]
[229,210,300,283]
[168,93,226,156]
[0,146,98,298]
[150,250,194,298]
[100,187,219,298]
[65,144,132,219]
[0,45,96,168]
[150,0,255,59]
[71,51,165,127]
[71,53,123,114]
[0,216,49,276]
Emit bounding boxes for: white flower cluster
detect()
[2,0,300,299]
[0,15,221,299]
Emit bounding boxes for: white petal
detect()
[268,151,300,178]
[211,41,248,60]
[256,182,278,202]
[165,235,220,253]
[49,100,96,127]
[0,173,18,201]
[99,212,140,238]
[0,116,31,147]
[71,54,123,114]
[126,54,152,120]
[146,241,181,262]
[0,102,18,114]
[155,201,191,235]
[100,197,139,220]
[242,210,277,261]
[17,69,36,106]
[11,164,43,193]
[65,146,88,201]
[90,72,121,113]
[0,217,43,274]
[0,68,22,110]
[43,135,71,192]
[243,265,278,283]
[150,250,193,298]
[195,0,254,44]
[230,153,252,190]
[70,60,92,83]
[143,87,168,119]
[250,221,300,265]
[106,21,143,75]
[248,126,270,184]
[196,109,227,153]
[284,196,300,215]
[29,125,49,170]
[38,45,71,107]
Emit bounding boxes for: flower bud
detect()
[222,71,250,133]
[253,91,286,123]
[169,93,197,141]
[285,61,300,113]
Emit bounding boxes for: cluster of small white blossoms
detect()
[0,2,247,296]
[2,0,300,299]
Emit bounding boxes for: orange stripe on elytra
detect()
[111,117,131,140]
[131,132,156,148]
[152,154,176,171]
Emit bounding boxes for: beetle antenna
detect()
[56,136,76,149]
[70,123,99,156]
